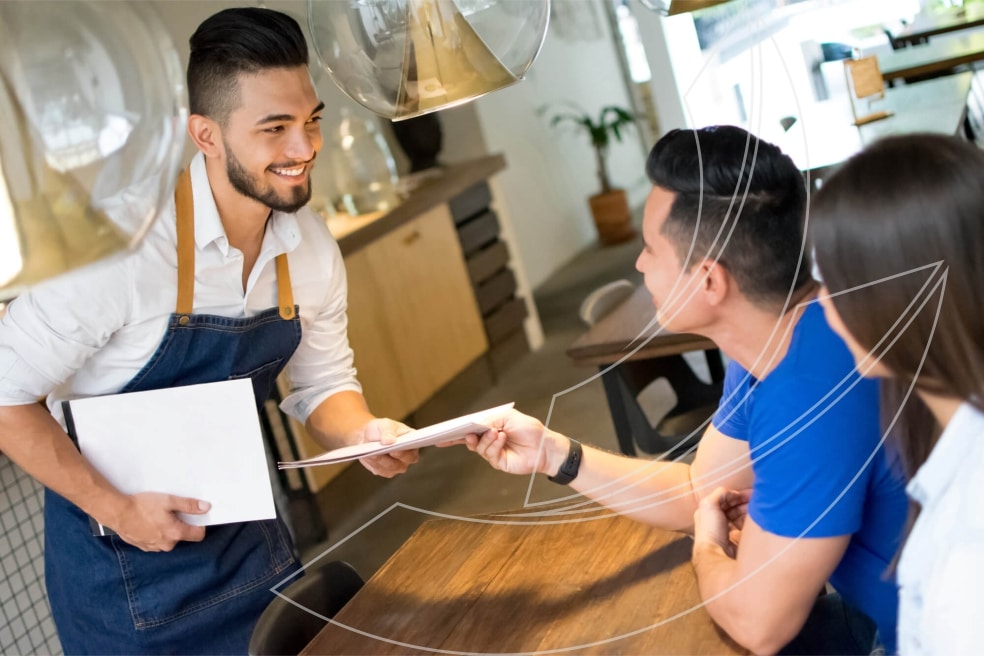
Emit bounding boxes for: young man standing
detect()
[467,126,907,654]
[0,8,415,654]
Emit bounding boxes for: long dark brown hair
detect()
[810,133,984,479]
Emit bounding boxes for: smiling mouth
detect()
[270,164,307,178]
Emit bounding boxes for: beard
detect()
[226,147,313,214]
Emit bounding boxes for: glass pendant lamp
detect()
[0,1,186,300]
[307,0,551,121]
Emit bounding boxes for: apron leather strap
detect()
[173,168,295,320]
[275,254,294,320]
[175,169,195,317]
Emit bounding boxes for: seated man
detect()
[466,126,907,655]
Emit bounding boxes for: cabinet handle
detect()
[402,230,421,246]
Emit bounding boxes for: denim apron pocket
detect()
[112,518,295,629]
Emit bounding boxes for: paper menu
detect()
[65,378,275,530]
[278,402,515,469]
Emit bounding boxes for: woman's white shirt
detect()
[897,402,984,654]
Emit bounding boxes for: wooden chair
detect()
[844,56,893,126]
[248,560,365,656]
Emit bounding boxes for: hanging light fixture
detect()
[0,1,186,300]
[307,0,551,121]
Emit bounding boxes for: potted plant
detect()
[541,102,638,245]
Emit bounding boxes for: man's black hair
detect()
[187,7,309,124]
[646,125,810,307]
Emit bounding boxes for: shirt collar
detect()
[188,152,302,257]
[267,209,302,255]
[907,402,984,505]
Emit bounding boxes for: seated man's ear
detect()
[700,259,731,307]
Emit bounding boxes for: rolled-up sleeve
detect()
[0,256,131,405]
[279,238,361,422]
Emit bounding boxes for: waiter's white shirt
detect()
[0,152,361,427]
[896,402,984,655]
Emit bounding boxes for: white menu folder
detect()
[278,402,515,468]
[63,378,276,536]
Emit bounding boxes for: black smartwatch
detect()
[547,439,582,485]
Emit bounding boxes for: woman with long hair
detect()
[810,133,984,654]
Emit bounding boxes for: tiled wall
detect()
[0,455,61,655]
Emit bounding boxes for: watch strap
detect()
[547,439,582,485]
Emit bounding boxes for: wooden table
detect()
[303,512,748,655]
[780,71,973,173]
[566,286,723,457]
[873,31,984,83]
[886,3,984,47]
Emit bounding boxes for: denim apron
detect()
[44,169,303,654]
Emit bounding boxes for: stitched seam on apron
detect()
[132,556,298,629]
[259,517,295,571]
[178,313,286,331]
[229,358,284,382]
[112,536,148,628]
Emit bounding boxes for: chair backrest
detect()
[579,279,635,327]
[882,27,904,51]
[248,560,365,656]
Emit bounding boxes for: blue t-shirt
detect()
[712,301,907,653]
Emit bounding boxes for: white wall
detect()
[632,3,691,133]
[472,0,649,289]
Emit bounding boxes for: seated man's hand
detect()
[463,409,559,476]
[357,417,418,478]
[111,492,210,552]
[693,487,750,559]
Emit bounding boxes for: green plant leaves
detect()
[540,102,636,149]
[539,101,638,194]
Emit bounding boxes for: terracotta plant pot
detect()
[588,189,637,245]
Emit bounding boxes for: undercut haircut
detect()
[187,7,309,125]
[646,125,810,308]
